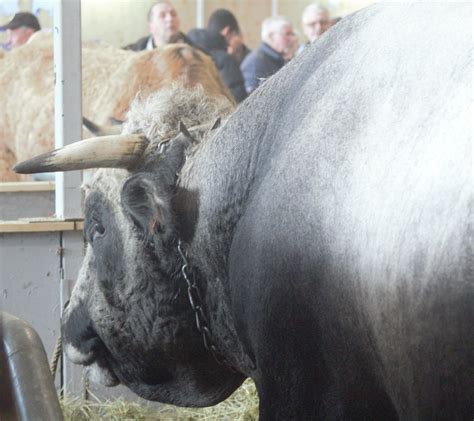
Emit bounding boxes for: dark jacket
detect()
[240,42,286,94]
[234,43,251,66]
[187,28,247,103]
[123,32,196,51]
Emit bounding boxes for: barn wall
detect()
[0,230,64,358]
[1,0,375,50]
[0,224,83,343]
[0,182,54,220]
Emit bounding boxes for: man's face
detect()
[6,27,34,49]
[269,24,296,55]
[148,2,180,45]
[302,9,330,42]
[227,32,243,56]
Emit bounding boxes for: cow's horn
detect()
[13,134,148,174]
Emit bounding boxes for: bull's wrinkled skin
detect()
[61,4,472,420]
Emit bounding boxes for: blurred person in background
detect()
[282,29,300,62]
[188,9,247,103]
[0,12,41,51]
[302,4,331,44]
[227,31,251,66]
[124,1,195,50]
[241,16,295,94]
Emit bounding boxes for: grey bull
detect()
[15,3,473,420]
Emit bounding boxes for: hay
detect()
[61,378,259,420]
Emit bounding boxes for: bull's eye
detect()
[89,223,105,243]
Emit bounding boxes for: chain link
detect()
[177,241,235,370]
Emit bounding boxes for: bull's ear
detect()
[120,173,174,243]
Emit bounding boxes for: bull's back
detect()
[222,3,472,417]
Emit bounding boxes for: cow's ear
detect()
[120,173,173,242]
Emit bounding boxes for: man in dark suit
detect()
[124,1,194,51]
[241,16,296,94]
[187,9,247,103]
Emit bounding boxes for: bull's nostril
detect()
[61,301,109,368]
[62,327,104,363]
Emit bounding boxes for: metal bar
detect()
[272,0,279,16]
[53,0,82,219]
[196,0,205,28]
[0,311,63,421]
[61,231,85,397]
[53,0,85,398]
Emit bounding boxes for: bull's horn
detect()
[83,117,121,136]
[13,134,148,174]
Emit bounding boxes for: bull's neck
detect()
[175,236,256,376]
[172,126,261,374]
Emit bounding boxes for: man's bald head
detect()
[148,1,181,46]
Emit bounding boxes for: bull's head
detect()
[14,86,243,406]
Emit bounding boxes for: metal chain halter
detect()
[177,240,236,371]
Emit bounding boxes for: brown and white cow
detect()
[0,31,232,181]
